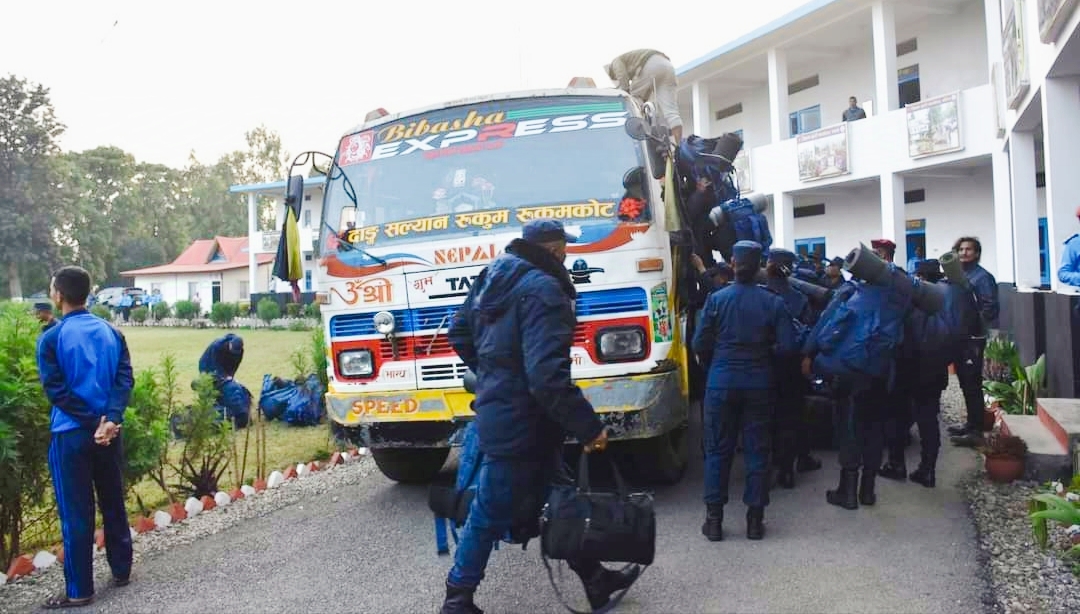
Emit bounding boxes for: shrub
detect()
[288,319,310,332]
[174,300,197,321]
[311,327,328,391]
[121,369,170,514]
[169,375,233,498]
[979,433,1028,459]
[257,297,281,324]
[130,306,149,324]
[90,304,112,320]
[210,302,238,328]
[237,300,251,315]
[152,300,170,321]
[304,302,321,320]
[0,303,52,567]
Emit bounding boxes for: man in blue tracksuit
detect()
[37,266,135,609]
[946,237,1001,447]
[440,219,635,614]
[763,248,821,489]
[693,241,799,542]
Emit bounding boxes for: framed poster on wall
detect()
[796,123,850,182]
[1004,0,1031,110]
[906,92,964,159]
[1039,0,1080,43]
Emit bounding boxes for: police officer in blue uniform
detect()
[693,241,799,541]
[440,219,637,614]
[763,248,822,489]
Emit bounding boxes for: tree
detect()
[0,75,65,298]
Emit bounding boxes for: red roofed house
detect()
[120,236,274,310]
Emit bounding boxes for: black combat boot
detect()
[796,453,822,472]
[701,504,723,541]
[859,469,877,506]
[746,507,765,540]
[879,455,907,481]
[826,469,859,510]
[574,564,641,611]
[909,465,936,488]
[440,582,483,614]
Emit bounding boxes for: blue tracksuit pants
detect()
[49,428,133,599]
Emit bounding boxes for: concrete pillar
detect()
[247,192,257,299]
[983,0,1004,64]
[767,47,789,143]
[871,1,899,114]
[880,172,907,267]
[772,192,795,250]
[691,80,710,138]
[1010,131,1041,289]
[1041,76,1080,293]
[991,148,1015,283]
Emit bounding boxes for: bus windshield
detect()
[321,95,646,253]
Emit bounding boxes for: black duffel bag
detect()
[540,451,656,565]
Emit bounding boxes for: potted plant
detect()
[979,433,1027,483]
[983,336,1018,384]
[982,353,1046,417]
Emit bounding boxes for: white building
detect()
[228,175,327,297]
[676,0,1080,394]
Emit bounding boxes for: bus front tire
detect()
[371,447,450,484]
[629,425,689,485]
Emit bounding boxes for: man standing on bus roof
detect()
[441,218,637,613]
[605,49,684,142]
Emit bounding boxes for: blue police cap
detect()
[767,248,797,268]
[732,240,762,264]
[829,257,845,267]
[916,259,943,281]
[33,302,52,312]
[522,218,579,244]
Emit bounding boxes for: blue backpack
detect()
[917,281,976,356]
[811,282,911,382]
[720,198,773,253]
[677,136,740,202]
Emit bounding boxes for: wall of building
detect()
[134,265,273,311]
[696,0,989,152]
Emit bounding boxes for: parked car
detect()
[96,287,145,308]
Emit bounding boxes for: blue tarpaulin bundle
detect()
[258,374,325,426]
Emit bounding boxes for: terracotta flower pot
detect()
[983,409,998,431]
[984,455,1024,483]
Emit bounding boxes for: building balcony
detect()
[742,83,996,195]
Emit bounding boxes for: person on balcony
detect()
[842,96,867,122]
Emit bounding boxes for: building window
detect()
[906,220,927,270]
[715,103,743,121]
[188,282,198,300]
[795,237,826,261]
[733,129,744,140]
[789,105,821,136]
[899,65,921,108]
[303,209,312,228]
[304,270,313,292]
[1039,217,1049,287]
[239,281,249,298]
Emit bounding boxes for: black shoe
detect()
[879,461,907,481]
[746,507,765,540]
[859,470,877,506]
[909,466,936,488]
[796,454,822,473]
[950,433,983,448]
[440,582,483,614]
[701,504,723,542]
[578,565,641,611]
[826,469,859,510]
[946,424,970,437]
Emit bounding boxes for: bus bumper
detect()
[326,369,686,448]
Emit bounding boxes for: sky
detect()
[2,0,808,170]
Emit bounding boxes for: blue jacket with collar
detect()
[36,309,134,433]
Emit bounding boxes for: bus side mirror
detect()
[285,174,305,216]
[624,117,649,141]
[463,369,477,394]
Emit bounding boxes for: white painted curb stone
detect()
[153,510,172,529]
[32,551,57,570]
[129,527,137,540]
[240,484,257,497]
[214,492,231,507]
[184,497,204,517]
[0,572,6,585]
[267,470,285,489]
[296,463,310,479]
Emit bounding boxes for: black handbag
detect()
[539,452,654,613]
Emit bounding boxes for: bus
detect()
[310,78,693,484]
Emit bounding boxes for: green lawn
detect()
[123,327,337,514]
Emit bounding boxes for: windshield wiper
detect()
[323,220,387,267]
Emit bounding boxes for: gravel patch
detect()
[0,455,377,614]
[941,377,1080,614]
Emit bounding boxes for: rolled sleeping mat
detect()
[463,369,477,394]
[746,192,769,214]
[939,250,971,289]
[789,275,834,305]
[909,277,946,314]
[707,193,769,228]
[843,243,892,285]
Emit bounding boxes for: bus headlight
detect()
[373,311,395,335]
[338,350,374,377]
[596,326,646,362]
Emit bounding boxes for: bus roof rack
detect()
[567,77,596,88]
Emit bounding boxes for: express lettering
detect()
[434,244,497,265]
[447,275,479,292]
[370,112,628,161]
